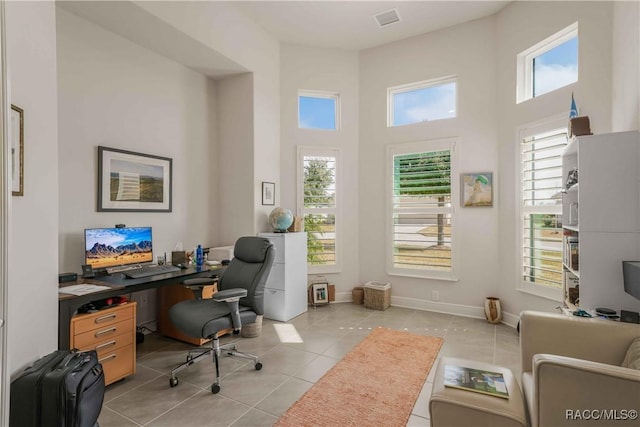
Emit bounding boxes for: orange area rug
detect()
[276,327,443,427]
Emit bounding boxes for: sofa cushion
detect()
[621,337,640,370]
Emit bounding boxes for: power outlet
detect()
[431,290,439,301]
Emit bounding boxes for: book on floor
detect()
[443,365,509,399]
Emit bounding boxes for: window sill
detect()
[387,271,459,282]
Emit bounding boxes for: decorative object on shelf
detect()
[97,146,172,212]
[462,172,493,207]
[10,104,24,196]
[287,215,304,232]
[268,207,293,232]
[565,167,578,189]
[484,297,502,324]
[262,181,275,205]
[567,93,592,137]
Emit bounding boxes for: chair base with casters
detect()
[168,329,262,394]
[167,237,275,394]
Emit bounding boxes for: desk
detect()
[58,265,224,350]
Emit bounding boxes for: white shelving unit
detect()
[258,232,308,322]
[561,131,640,312]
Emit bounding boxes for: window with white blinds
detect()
[520,126,567,292]
[387,139,457,280]
[297,147,340,273]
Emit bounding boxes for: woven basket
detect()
[364,282,391,310]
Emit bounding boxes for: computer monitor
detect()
[85,227,153,269]
[622,261,640,300]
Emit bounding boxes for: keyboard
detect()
[123,264,181,279]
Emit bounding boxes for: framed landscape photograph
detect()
[10,104,24,196]
[262,181,275,205]
[461,172,493,207]
[98,146,172,212]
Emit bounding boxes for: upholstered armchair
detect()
[519,311,640,427]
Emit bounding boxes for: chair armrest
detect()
[520,311,639,372]
[529,354,640,427]
[213,288,247,302]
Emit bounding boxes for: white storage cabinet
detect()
[258,232,308,321]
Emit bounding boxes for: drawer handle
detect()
[95,327,117,338]
[95,313,117,324]
[99,353,117,363]
[95,340,117,351]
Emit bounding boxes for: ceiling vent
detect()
[374,8,401,28]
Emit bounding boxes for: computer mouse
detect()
[176,263,187,269]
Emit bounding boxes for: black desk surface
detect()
[58,264,224,349]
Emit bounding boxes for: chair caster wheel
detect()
[211,384,221,394]
[169,377,179,387]
[255,362,263,371]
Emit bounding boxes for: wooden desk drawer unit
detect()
[70,302,136,386]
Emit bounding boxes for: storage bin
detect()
[364,281,391,310]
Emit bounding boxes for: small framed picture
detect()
[461,172,493,207]
[312,283,329,305]
[262,181,275,205]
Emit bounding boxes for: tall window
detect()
[387,139,457,280]
[519,119,567,298]
[298,90,340,130]
[517,23,578,103]
[297,147,340,273]
[388,77,457,127]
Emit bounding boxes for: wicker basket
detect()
[364,281,391,310]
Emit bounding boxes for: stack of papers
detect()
[58,284,111,296]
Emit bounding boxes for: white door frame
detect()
[0,1,10,424]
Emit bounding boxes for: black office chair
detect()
[168,236,275,393]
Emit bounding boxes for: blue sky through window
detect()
[392,82,456,126]
[299,96,336,130]
[533,37,578,97]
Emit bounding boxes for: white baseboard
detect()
[335,292,519,328]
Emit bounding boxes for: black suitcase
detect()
[10,350,68,427]
[10,350,105,427]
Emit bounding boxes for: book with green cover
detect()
[443,365,509,399]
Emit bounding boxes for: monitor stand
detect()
[620,310,640,324]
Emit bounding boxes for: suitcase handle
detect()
[95,313,117,324]
[95,327,117,338]
[98,353,117,363]
[95,340,117,351]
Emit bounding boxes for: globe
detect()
[269,207,294,232]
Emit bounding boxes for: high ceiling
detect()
[235,1,511,51]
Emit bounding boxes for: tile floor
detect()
[98,303,521,427]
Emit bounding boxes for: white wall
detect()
[6,1,59,373]
[56,9,219,323]
[495,1,615,316]
[358,16,499,315]
[136,1,281,238]
[215,73,255,245]
[279,44,360,297]
[611,1,640,132]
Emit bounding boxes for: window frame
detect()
[387,76,457,127]
[516,22,578,103]
[297,146,342,274]
[516,114,567,301]
[386,138,459,281]
[298,90,341,131]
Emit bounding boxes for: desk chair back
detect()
[218,236,275,315]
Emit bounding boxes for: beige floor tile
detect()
[255,377,313,416]
[231,409,278,426]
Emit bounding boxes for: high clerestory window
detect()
[387,138,458,280]
[388,77,457,127]
[298,90,340,130]
[517,22,578,103]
